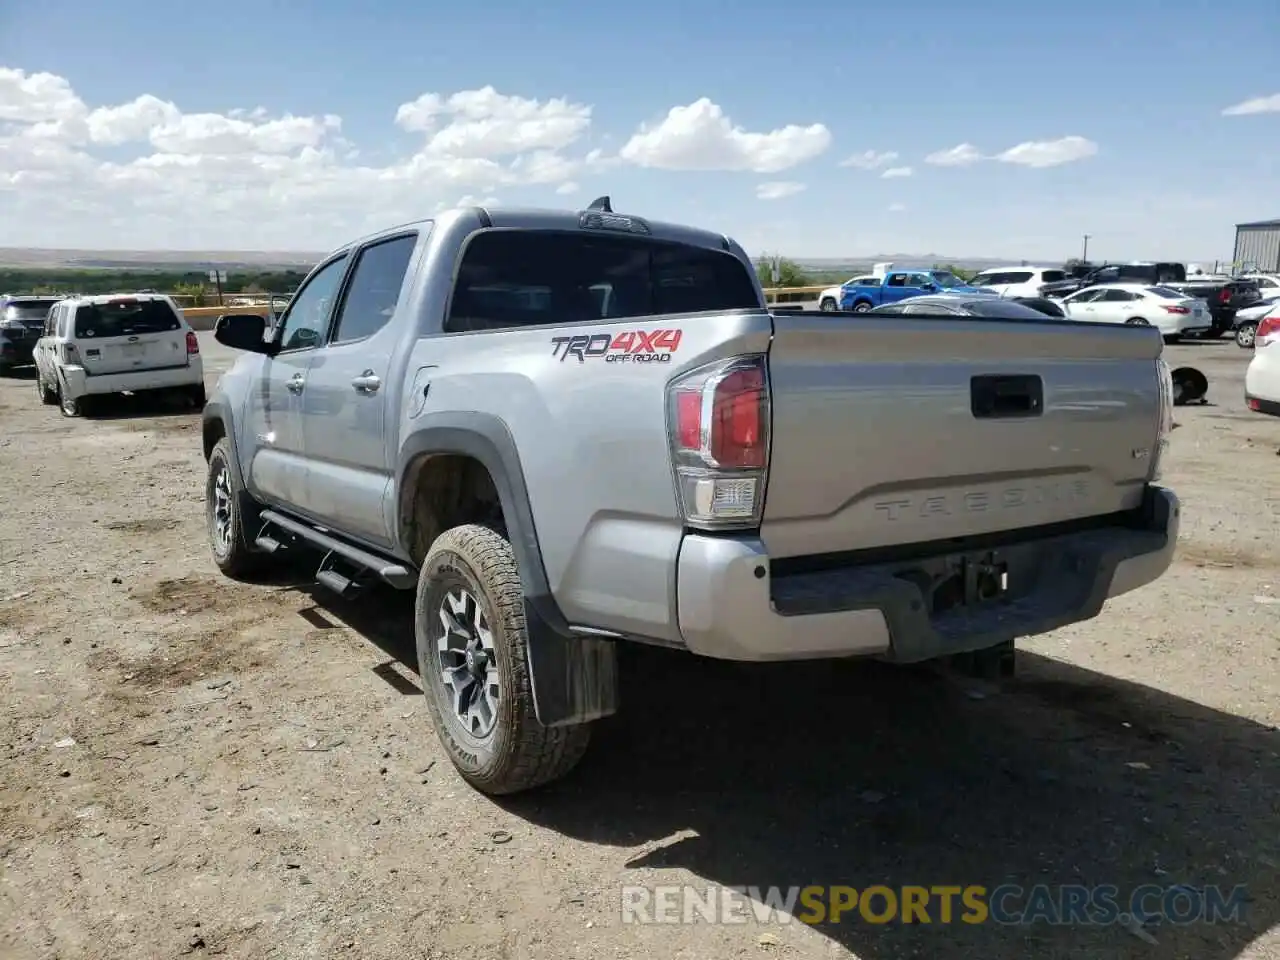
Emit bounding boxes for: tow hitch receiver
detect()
[932,550,1009,615]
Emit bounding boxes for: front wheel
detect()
[206,438,268,579]
[416,524,591,796]
[1125,317,1149,326]
[1236,322,1257,348]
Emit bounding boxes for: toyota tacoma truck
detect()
[202,198,1181,796]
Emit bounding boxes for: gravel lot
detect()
[1,335,1277,960]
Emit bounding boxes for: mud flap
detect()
[523,599,619,727]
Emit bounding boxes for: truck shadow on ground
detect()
[308,585,1278,960]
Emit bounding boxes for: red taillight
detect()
[186,331,199,354]
[1258,316,1280,340]
[667,355,770,528]
[1161,305,1190,315]
[710,368,765,468]
[1219,288,1231,304]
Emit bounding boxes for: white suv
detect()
[33,294,205,417]
[970,266,1069,298]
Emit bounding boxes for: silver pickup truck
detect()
[202,198,1180,795]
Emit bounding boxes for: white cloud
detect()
[888,202,907,212]
[840,149,898,170]
[880,166,913,179]
[923,137,1097,169]
[1222,93,1280,116]
[0,66,610,247]
[555,181,579,195]
[618,98,830,173]
[756,181,806,200]
[996,136,1097,168]
[0,67,85,122]
[924,143,985,167]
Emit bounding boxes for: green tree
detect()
[754,254,811,288]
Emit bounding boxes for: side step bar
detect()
[257,509,416,590]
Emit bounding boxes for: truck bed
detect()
[761,313,1163,558]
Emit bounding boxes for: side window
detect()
[1070,289,1101,304]
[1093,267,1120,282]
[45,305,60,337]
[1101,289,1134,302]
[329,235,417,344]
[909,273,931,287]
[277,255,349,352]
[885,273,908,287]
[58,306,73,338]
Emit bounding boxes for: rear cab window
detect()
[1039,270,1066,283]
[74,299,182,340]
[444,230,760,332]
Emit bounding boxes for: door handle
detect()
[286,373,305,394]
[351,370,382,395]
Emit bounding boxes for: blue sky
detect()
[2,0,1278,261]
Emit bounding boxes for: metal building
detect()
[1233,218,1280,273]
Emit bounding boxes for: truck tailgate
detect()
[762,315,1163,558]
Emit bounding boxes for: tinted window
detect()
[1040,270,1066,283]
[1092,267,1121,282]
[4,300,59,321]
[444,230,759,333]
[885,274,908,287]
[1100,289,1136,302]
[330,235,416,344]
[278,255,348,351]
[903,299,964,315]
[962,298,1062,319]
[74,299,181,339]
[1146,286,1184,298]
[1067,289,1103,303]
[1001,271,1034,284]
[853,277,880,286]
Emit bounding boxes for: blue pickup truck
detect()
[839,269,979,312]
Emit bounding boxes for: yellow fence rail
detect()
[762,285,828,304]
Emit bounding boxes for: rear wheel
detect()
[819,297,837,313]
[36,374,56,405]
[852,301,873,314]
[416,524,592,795]
[1237,322,1257,348]
[56,374,87,417]
[206,437,268,579]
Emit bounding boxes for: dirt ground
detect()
[1,336,1277,960]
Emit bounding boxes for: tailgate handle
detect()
[971,374,1042,419]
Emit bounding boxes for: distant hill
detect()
[0,247,325,272]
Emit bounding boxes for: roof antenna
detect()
[587,195,613,213]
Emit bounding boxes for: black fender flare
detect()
[201,400,246,489]
[396,413,618,727]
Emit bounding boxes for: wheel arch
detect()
[397,413,618,728]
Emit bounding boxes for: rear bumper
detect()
[675,485,1180,663]
[61,361,204,398]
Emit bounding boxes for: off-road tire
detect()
[206,437,268,579]
[416,524,591,795]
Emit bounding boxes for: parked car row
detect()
[0,293,205,416]
[815,259,1270,341]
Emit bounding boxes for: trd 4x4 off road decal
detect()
[550,329,683,364]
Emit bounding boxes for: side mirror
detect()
[920,282,937,292]
[214,313,271,353]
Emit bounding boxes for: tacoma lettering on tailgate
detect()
[550,329,683,364]
[873,480,1091,522]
